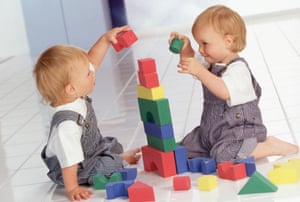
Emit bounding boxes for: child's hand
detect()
[67,186,93,201]
[120,147,141,165]
[178,57,203,77]
[169,32,194,57]
[105,25,130,44]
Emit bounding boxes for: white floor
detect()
[1,3,300,202]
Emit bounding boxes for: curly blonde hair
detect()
[33,45,88,106]
[192,5,246,52]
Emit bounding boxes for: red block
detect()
[128,181,155,202]
[138,71,159,88]
[217,161,247,180]
[138,58,157,73]
[112,30,138,52]
[141,145,176,177]
[173,176,191,191]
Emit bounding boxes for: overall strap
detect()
[47,110,85,141]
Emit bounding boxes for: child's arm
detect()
[120,147,141,164]
[88,25,130,71]
[178,57,230,101]
[62,164,93,201]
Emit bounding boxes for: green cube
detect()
[169,37,184,54]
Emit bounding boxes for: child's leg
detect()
[250,136,299,160]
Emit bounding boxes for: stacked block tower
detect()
[136,58,186,178]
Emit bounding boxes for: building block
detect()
[138,71,160,88]
[268,168,299,184]
[112,30,137,52]
[136,85,165,100]
[141,145,176,177]
[238,171,278,195]
[128,181,155,202]
[217,161,247,180]
[236,156,256,176]
[143,122,174,139]
[138,58,157,73]
[169,37,184,54]
[198,175,217,191]
[146,134,176,152]
[174,145,189,174]
[188,157,216,174]
[116,168,138,181]
[173,175,191,191]
[106,180,134,199]
[93,172,122,190]
[138,98,172,125]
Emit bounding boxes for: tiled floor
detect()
[1,3,300,202]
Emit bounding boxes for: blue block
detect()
[174,145,189,174]
[143,122,174,139]
[201,158,216,174]
[116,168,138,181]
[188,157,207,172]
[106,180,134,200]
[188,157,216,174]
[236,156,256,176]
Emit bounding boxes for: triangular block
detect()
[238,171,278,195]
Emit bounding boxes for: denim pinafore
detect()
[41,96,124,185]
[180,58,267,163]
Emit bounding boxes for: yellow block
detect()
[136,85,164,100]
[268,168,299,185]
[198,175,217,191]
[273,159,300,177]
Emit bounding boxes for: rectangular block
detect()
[146,134,176,152]
[174,145,189,174]
[143,122,174,139]
[136,85,164,100]
[138,98,172,125]
[138,71,160,88]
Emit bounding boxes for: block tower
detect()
[136,58,178,178]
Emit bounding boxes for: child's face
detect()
[194,24,235,64]
[70,59,96,97]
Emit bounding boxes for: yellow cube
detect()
[136,85,164,100]
[198,175,217,191]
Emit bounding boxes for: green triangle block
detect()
[238,171,278,195]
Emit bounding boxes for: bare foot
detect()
[266,136,299,155]
[120,147,141,164]
[251,136,299,160]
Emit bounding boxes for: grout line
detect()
[253,27,299,146]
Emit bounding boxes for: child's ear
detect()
[64,83,76,96]
[224,34,234,47]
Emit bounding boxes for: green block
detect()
[93,172,122,190]
[138,98,172,125]
[169,37,184,54]
[147,134,176,152]
[238,171,278,195]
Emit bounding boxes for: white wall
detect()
[0,0,29,58]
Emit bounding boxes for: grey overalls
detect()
[180,58,267,163]
[41,96,124,186]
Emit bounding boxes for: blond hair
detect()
[33,45,88,106]
[192,5,246,52]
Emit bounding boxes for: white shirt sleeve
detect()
[46,120,84,168]
[222,61,257,107]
